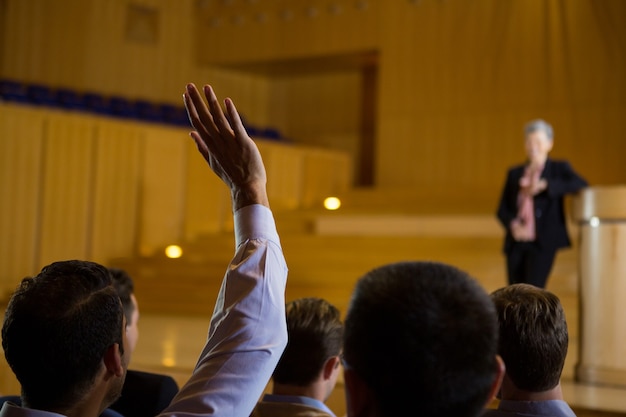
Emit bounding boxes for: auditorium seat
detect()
[159,104,188,126]
[2,81,191,128]
[246,125,261,137]
[26,84,56,106]
[134,100,163,123]
[239,116,261,137]
[82,92,110,114]
[56,88,85,110]
[0,79,29,103]
[260,127,283,141]
[109,96,137,118]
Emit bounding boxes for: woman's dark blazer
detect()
[496,158,588,253]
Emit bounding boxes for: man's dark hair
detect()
[491,283,568,392]
[343,261,499,417]
[2,260,125,411]
[273,297,343,386]
[109,267,135,324]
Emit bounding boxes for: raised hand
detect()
[183,83,269,210]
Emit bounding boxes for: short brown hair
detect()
[491,284,568,391]
[109,267,135,324]
[272,298,343,386]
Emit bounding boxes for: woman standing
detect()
[497,120,588,288]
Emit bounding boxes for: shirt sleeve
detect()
[159,204,288,417]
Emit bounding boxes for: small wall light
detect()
[324,197,341,211]
[165,245,183,258]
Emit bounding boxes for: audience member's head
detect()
[491,283,568,395]
[342,261,503,417]
[109,267,140,354]
[272,297,344,401]
[2,260,128,413]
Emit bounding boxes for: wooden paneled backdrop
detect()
[2,0,625,190]
[0,103,352,294]
[1,0,625,284]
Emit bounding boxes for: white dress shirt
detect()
[1,204,288,417]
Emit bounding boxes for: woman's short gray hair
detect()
[524,119,554,140]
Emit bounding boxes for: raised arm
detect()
[160,84,288,417]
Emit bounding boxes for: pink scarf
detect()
[516,164,544,241]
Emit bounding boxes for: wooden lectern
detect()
[572,186,626,386]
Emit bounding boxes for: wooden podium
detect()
[572,186,626,386]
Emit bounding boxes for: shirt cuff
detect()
[234,204,281,248]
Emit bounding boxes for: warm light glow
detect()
[165,245,183,258]
[324,197,341,210]
[162,357,176,367]
[161,340,176,368]
[590,217,600,228]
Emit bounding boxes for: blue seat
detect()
[82,92,110,115]
[159,104,189,127]
[246,125,261,137]
[56,89,86,110]
[109,96,137,118]
[27,84,56,106]
[0,79,29,103]
[134,100,162,122]
[260,127,283,141]
[238,115,260,137]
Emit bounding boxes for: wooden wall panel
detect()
[3,0,625,200]
[195,0,381,64]
[375,0,626,193]
[138,126,188,256]
[184,139,230,240]
[0,0,89,86]
[0,0,272,118]
[81,0,194,101]
[300,148,353,208]
[0,104,351,295]
[90,120,144,265]
[258,141,304,211]
[0,105,45,294]
[37,111,95,267]
[268,71,362,180]
[198,72,273,131]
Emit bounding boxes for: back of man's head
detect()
[2,260,124,411]
[343,261,499,417]
[491,283,568,392]
[109,268,135,324]
[273,297,343,387]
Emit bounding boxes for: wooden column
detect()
[572,186,626,386]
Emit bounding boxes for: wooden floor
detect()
[2,209,626,416]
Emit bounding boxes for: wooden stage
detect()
[113,209,626,416]
[2,209,626,416]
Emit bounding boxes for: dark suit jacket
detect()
[0,370,178,417]
[496,159,588,253]
[109,369,179,417]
